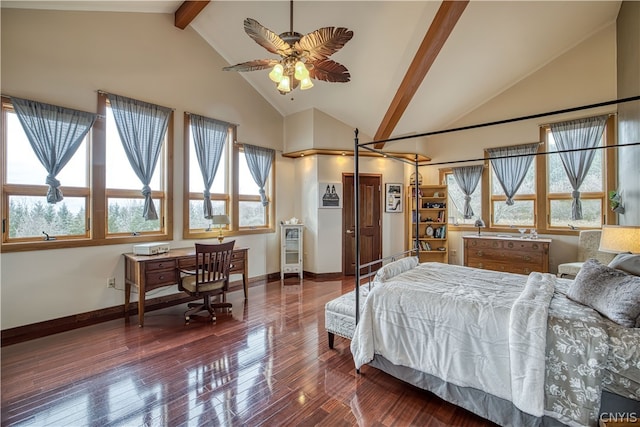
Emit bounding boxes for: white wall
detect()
[0,9,285,329]
[418,23,618,271]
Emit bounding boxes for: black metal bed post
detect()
[414,155,420,258]
[354,128,360,327]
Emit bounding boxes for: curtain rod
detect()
[184,111,239,128]
[97,89,175,112]
[419,141,640,168]
[359,95,640,147]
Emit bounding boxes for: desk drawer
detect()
[230,251,245,273]
[146,259,177,272]
[146,269,177,286]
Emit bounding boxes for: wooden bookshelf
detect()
[407,184,448,264]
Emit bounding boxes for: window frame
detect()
[0,94,173,252]
[438,114,616,237]
[182,113,275,240]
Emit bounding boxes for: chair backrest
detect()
[578,230,615,264]
[194,240,235,289]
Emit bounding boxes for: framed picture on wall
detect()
[385,183,403,213]
[319,182,342,209]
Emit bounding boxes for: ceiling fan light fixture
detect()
[269,63,284,82]
[223,0,353,94]
[277,75,291,93]
[294,61,308,81]
[300,76,314,90]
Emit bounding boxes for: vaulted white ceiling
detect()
[2,1,621,139]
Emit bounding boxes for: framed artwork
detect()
[319,182,342,209]
[385,183,403,213]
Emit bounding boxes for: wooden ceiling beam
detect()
[373,0,469,149]
[175,1,210,30]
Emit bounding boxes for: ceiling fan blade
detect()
[223,59,278,72]
[296,27,354,62]
[308,59,351,83]
[244,18,293,56]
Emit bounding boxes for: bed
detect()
[339,97,640,427]
[336,260,640,426]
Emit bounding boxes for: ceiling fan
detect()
[222,0,354,95]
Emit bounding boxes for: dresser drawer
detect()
[468,247,544,265]
[466,259,537,275]
[466,238,502,249]
[502,240,548,253]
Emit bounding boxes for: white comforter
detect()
[350,262,556,417]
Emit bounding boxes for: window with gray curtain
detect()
[107,94,172,220]
[243,144,274,206]
[189,114,230,219]
[452,165,483,219]
[549,115,607,220]
[12,97,96,204]
[488,143,539,206]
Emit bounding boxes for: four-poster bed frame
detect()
[346,96,640,426]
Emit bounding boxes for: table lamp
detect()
[474,218,486,236]
[598,225,640,253]
[210,214,230,243]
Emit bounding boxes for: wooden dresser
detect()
[463,235,551,274]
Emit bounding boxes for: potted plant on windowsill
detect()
[608,190,625,214]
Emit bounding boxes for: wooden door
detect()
[343,174,382,275]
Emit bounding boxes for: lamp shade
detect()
[211,214,230,226]
[474,218,486,228]
[599,225,640,253]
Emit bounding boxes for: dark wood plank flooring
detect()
[1,276,497,426]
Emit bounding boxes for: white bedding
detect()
[350,262,556,417]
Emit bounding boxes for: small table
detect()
[123,247,248,326]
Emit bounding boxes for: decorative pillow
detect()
[567,258,640,328]
[374,256,419,282]
[608,253,640,276]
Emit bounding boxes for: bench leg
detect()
[328,332,335,349]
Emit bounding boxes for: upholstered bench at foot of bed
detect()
[325,290,364,348]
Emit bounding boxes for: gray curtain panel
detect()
[107,94,172,220]
[12,97,97,204]
[488,143,539,206]
[243,144,274,206]
[189,114,230,219]
[452,165,483,219]
[550,115,607,220]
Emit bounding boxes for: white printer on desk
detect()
[133,242,170,255]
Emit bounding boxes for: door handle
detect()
[346,230,354,234]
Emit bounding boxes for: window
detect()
[105,103,165,236]
[441,115,614,235]
[2,98,90,243]
[490,158,537,227]
[1,94,173,251]
[544,119,608,229]
[238,148,270,228]
[183,113,274,239]
[443,169,482,225]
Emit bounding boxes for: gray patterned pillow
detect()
[568,258,640,328]
[608,253,640,276]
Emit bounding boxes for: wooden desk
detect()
[123,247,248,326]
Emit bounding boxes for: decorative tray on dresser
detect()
[463,235,551,274]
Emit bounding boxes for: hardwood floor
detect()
[1,276,497,426]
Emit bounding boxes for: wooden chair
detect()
[177,240,235,324]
